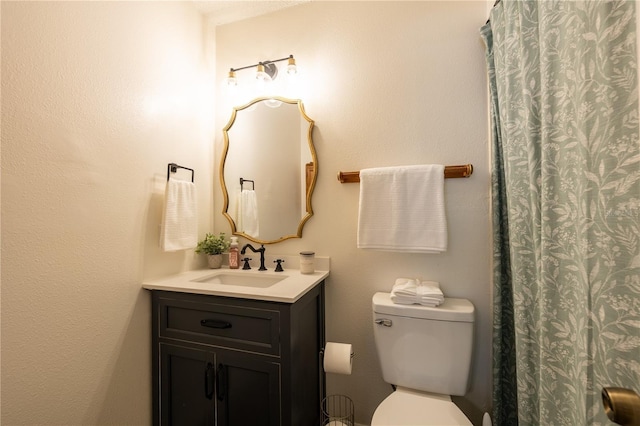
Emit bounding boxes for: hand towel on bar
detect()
[390,278,444,306]
[160,177,198,251]
[239,189,259,237]
[357,164,447,253]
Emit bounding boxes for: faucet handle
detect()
[274,259,285,272]
[242,257,252,270]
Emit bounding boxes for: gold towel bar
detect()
[337,164,474,183]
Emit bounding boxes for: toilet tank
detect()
[372,292,474,396]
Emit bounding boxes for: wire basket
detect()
[321,394,354,426]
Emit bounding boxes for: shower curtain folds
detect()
[482,1,640,425]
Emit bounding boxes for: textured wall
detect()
[1,2,213,424]
[2,1,493,424]
[214,2,491,424]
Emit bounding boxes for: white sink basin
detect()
[191,271,286,288]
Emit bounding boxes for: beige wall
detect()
[2,1,492,424]
[1,1,213,424]
[215,2,491,424]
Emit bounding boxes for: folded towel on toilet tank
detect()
[390,278,444,306]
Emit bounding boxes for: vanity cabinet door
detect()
[215,350,281,426]
[159,343,216,426]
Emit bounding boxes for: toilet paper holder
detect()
[320,344,355,373]
[320,347,355,359]
[320,343,355,376]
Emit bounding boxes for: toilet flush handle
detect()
[375,318,393,327]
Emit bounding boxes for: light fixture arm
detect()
[228,55,295,73]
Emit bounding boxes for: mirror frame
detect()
[220,96,317,244]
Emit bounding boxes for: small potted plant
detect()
[195,232,230,269]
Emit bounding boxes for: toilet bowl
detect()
[371,292,475,426]
[371,387,472,425]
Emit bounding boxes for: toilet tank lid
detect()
[372,292,474,322]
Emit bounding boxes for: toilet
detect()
[371,292,475,426]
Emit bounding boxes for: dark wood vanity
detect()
[150,282,325,426]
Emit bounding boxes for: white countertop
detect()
[142,257,329,303]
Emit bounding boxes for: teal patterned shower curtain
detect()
[482,1,640,425]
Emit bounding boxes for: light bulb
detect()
[256,64,272,82]
[287,56,297,75]
[225,69,237,86]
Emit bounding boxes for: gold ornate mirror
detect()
[220,97,316,244]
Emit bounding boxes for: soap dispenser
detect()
[229,237,240,269]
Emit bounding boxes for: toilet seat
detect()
[371,387,472,426]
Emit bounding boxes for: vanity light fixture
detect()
[225,54,297,86]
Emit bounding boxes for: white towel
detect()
[239,189,259,237]
[390,278,444,306]
[160,177,198,251]
[357,164,447,253]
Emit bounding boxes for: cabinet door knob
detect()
[205,363,214,400]
[200,319,232,329]
[216,364,227,402]
[603,387,640,425]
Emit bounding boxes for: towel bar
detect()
[337,164,473,183]
[167,163,194,182]
[240,177,255,191]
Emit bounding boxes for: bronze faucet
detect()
[240,244,267,271]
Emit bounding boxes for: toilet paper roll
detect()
[323,342,353,375]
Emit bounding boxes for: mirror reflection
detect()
[221,97,316,244]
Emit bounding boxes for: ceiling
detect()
[192,1,311,26]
